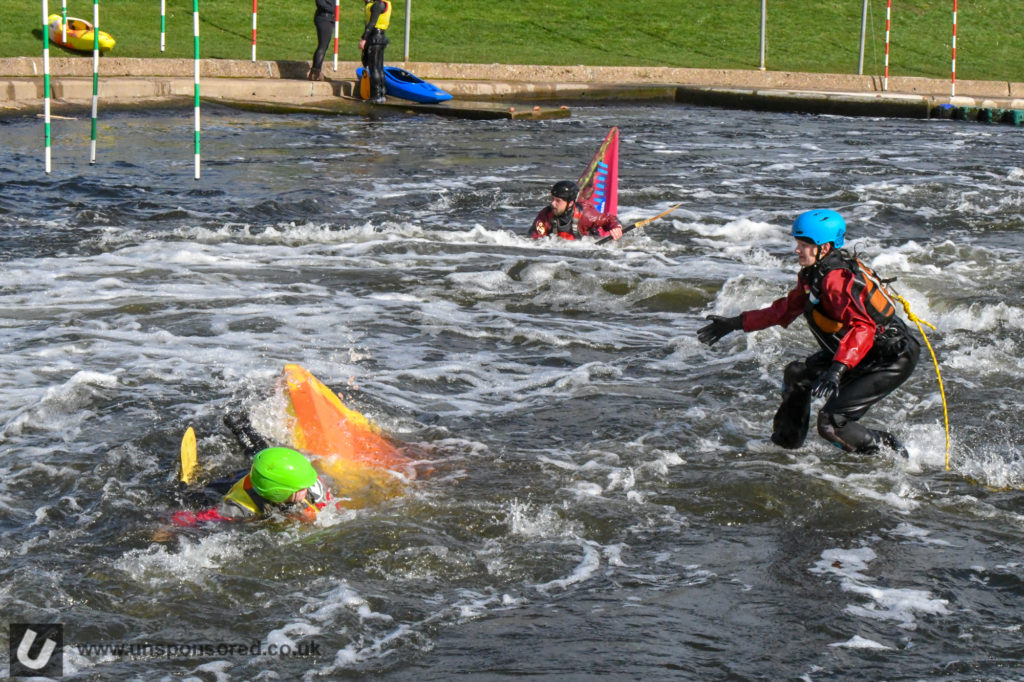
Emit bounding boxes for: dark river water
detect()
[2,99,1024,680]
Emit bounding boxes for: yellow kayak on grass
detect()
[48,14,115,53]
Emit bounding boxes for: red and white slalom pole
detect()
[332,0,340,72]
[251,0,257,62]
[951,0,958,97]
[883,0,892,91]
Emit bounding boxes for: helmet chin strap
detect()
[814,242,832,264]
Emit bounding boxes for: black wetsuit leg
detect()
[224,412,270,459]
[771,351,831,449]
[817,336,921,453]
[312,12,334,72]
[363,40,387,99]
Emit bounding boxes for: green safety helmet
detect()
[249,447,318,503]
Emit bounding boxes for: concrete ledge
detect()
[201,78,335,100]
[4,57,1023,123]
[0,57,1019,100]
[431,80,677,102]
[4,79,39,101]
[675,86,933,119]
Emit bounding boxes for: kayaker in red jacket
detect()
[697,209,919,455]
[528,181,624,241]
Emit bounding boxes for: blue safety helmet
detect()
[791,209,846,248]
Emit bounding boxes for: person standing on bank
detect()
[359,0,391,103]
[308,0,335,81]
[697,209,920,455]
[528,180,624,241]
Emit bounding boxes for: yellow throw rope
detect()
[890,293,951,469]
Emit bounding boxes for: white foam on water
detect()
[786,454,924,513]
[535,540,602,593]
[2,370,121,439]
[507,499,579,539]
[888,522,953,547]
[811,544,950,630]
[829,635,896,650]
[689,216,788,245]
[115,533,246,587]
[190,661,235,681]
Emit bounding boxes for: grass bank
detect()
[4,1,1023,82]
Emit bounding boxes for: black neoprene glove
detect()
[697,315,744,346]
[812,361,847,402]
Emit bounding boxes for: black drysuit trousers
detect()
[771,334,920,453]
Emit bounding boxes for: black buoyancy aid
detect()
[553,203,581,240]
[803,250,901,352]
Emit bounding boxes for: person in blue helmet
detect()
[697,209,920,455]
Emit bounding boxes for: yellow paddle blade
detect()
[636,202,683,229]
[596,202,684,245]
[360,72,371,100]
[179,426,197,485]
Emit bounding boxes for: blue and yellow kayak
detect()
[356,66,452,104]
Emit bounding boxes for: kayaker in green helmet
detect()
[172,415,333,526]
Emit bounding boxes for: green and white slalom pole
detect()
[89,0,100,164]
[160,0,166,52]
[193,0,201,180]
[43,0,52,174]
[61,0,67,44]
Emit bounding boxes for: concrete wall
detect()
[0,57,1018,99]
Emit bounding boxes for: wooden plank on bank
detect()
[206,95,570,121]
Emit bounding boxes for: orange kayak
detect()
[282,364,415,506]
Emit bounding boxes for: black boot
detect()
[874,430,909,458]
[771,387,811,449]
